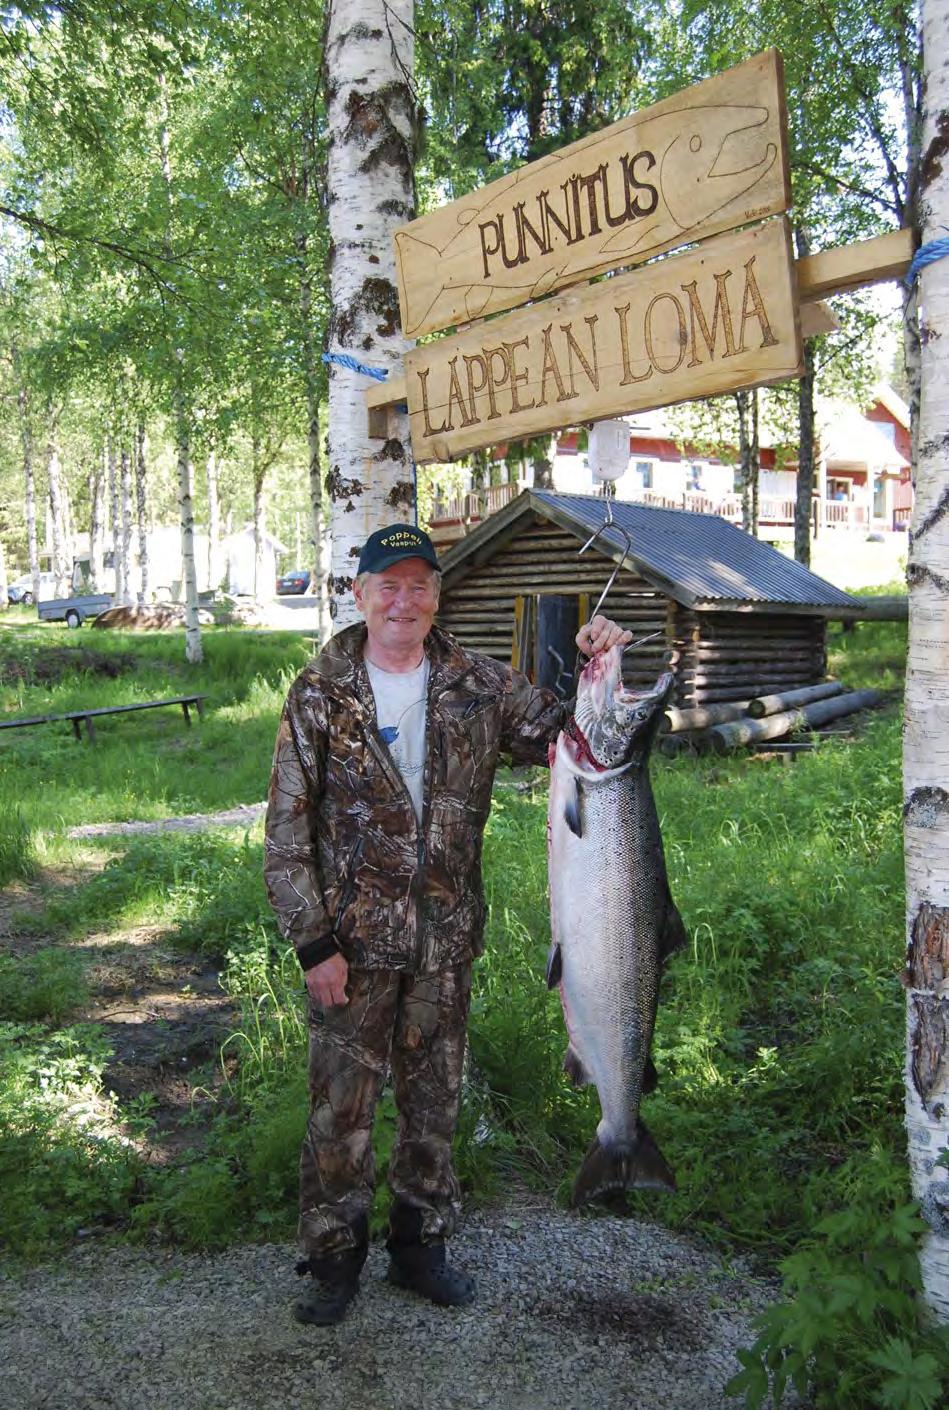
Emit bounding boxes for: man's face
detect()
[354,557,440,656]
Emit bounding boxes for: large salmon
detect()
[547,644,686,1206]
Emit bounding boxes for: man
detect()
[264,523,630,1326]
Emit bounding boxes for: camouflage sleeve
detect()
[499,665,572,767]
[263,686,337,971]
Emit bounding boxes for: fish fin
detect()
[545,942,562,989]
[660,895,688,959]
[563,780,582,838]
[570,1121,676,1207]
[562,1044,591,1087]
[642,1055,659,1095]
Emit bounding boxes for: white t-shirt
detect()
[365,656,430,822]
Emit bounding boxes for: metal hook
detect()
[579,489,631,620]
[622,630,663,655]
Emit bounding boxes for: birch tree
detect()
[325,0,418,627]
[904,0,949,1326]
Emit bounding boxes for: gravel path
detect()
[67,802,268,838]
[0,1204,782,1410]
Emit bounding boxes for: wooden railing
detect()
[430,481,520,524]
[429,479,878,534]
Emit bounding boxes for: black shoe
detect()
[387,1244,476,1308]
[293,1275,360,1326]
[292,1242,365,1327]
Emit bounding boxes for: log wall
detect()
[438,516,670,690]
[672,606,827,706]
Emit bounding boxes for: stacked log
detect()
[657,681,882,756]
[706,689,882,754]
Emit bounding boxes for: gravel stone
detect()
[0,1202,793,1410]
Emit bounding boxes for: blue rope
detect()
[321,351,389,382]
[905,234,949,287]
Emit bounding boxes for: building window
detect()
[635,460,653,488]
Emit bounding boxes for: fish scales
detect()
[547,645,686,1205]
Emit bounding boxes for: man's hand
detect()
[305,951,349,1008]
[576,614,633,657]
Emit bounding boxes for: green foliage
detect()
[727,1203,949,1409]
[0,801,34,886]
[0,1022,140,1256]
[0,948,88,1023]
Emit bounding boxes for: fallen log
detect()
[707,688,883,754]
[826,595,908,622]
[660,701,753,734]
[748,681,844,718]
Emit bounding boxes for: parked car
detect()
[7,571,57,605]
[276,568,311,595]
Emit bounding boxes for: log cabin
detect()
[436,490,859,706]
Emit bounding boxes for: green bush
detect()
[727,1202,949,1409]
[0,1023,140,1256]
[0,949,89,1023]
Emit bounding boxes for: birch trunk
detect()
[109,437,123,604]
[136,421,149,605]
[904,0,949,1324]
[252,437,267,605]
[119,444,134,605]
[735,390,753,534]
[17,379,40,605]
[206,451,223,592]
[46,433,71,597]
[325,0,418,627]
[160,77,201,663]
[89,450,106,592]
[298,237,332,641]
[175,385,202,663]
[0,535,8,610]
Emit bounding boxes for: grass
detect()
[1,611,944,1404]
[0,625,310,833]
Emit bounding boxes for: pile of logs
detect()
[658,680,883,756]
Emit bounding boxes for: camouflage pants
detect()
[300,964,472,1261]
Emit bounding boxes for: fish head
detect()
[574,644,673,768]
[660,103,778,231]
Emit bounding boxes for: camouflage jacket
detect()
[264,622,568,974]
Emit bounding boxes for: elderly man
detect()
[264,523,630,1326]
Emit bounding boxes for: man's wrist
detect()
[297,935,340,971]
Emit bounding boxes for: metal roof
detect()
[443,490,859,611]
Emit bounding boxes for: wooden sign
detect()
[406,218,802,464]
[395,50,790,339]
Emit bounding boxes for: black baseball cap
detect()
[357,524,441,576]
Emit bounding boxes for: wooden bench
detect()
[0,695,207,742]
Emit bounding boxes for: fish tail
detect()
[570,1121,676,1207]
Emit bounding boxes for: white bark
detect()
[0,534,8,609]
[325,0,417,627]
[46,435,71,598]
[18,380,40,604]
[119,444,134,606]
[175,393,202,663]
[904,0,949,1325]
[109,437,123,605]
[206,451,223,591]
[136,422,149,605]
[89,449,106,592]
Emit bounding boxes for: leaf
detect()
[870,1338,943,1410]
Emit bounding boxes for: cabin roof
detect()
[439,490,859,612]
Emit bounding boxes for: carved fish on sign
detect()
[394,51,789,338]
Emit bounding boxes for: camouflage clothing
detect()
[264,622,566,974]
[264,621,567,1259]
[300,965,471,1258]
